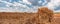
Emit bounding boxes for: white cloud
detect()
[46,0,60,12]
[0,0,1,1]
[54,10,60,12]
[0,7,15,12]
[2,0,60,13]
[22,0,31,5]
[0,0,37,13]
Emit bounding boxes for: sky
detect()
[0,0,60,13]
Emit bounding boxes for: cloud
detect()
[54,10,60,13]
[27,0,50,6]
[28,0,40,6]
[46,0,60,12]
[0,0,38,13]
[1,0,60,13]
[23,0,31,5]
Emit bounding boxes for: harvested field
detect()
[0,7,55,24]
[0,7,60,24]
[53,14,60,24]
[0,13,60,24]
[0,12,38,24]
[0,12,38,19]
[0,12,60,24]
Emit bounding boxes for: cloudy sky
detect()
[0,0,60,13]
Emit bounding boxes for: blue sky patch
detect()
[0,0,60,12]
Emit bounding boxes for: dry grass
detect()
[0,12,39,24]
[53,14,60,24]
[0,12,59,24]
[0,7,60,24]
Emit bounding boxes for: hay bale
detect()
[38,7,53,24]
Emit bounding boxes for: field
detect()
[0,12,60,24]
[53,14,60,24]
[0,12,38,24]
